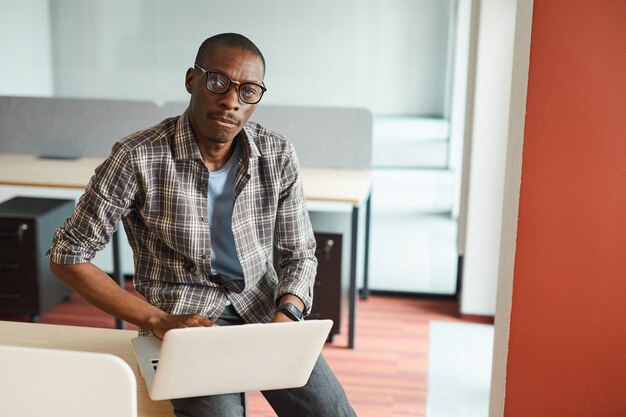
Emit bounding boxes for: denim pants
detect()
[171,304,357,417]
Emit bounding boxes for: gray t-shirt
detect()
[207,141,244,281]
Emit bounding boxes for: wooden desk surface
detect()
[0,153,371,206]
[300,167,371,206]
[0,320,173,417]
[0,153,101,189]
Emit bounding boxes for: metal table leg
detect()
[360,194,372,300]
[112,227,125,330]
[348,205,359,349]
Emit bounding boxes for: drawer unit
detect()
[275,232,345,342]
[309,233,344,341]
[0,197,74,320]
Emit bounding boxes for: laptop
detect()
[131,319,333,400]
[0,345,137,417]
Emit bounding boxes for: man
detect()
[48,33,356,417]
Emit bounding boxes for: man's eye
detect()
[207,75,228,90]
[241,85,260,99]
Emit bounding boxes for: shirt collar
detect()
[173,108,203,161]
[240,124,261,161]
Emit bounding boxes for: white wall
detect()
[490,0,533,413]
[10,0,451,116]
[459,0,518,316]
[449,0,476,223]
[0,0,54,96]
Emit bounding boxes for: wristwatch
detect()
[276,303,304,321]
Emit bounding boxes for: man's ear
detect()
[185,68,195,94]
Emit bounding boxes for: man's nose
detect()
[219,86,240,110]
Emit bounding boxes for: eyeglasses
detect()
[194,64,267,104]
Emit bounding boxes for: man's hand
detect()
[147,313,216,340]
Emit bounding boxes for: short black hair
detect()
[194,33,266,73]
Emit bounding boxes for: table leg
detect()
[112,227,125,330]
[348,206,358,349]
[360,194,371,300]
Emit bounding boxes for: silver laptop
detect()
[132,319,333,400]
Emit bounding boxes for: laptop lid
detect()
[132,319,332,400]
[0,345,137,417]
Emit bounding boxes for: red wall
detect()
[505,0,626,415]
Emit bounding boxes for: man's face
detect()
[185,46,265,146]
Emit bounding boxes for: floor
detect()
[0,292,493,417]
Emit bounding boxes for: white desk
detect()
[0,320,173,417]
[0,153,371,348]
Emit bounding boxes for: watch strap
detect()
[276,302,304,321]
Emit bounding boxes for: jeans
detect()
[171,304,357,417]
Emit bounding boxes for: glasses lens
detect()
[203,70,264,104]
[206,72,230,94]
[239,83,264,104]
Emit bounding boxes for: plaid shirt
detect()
[48,110,317,331]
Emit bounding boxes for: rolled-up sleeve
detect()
[48,143,138,264]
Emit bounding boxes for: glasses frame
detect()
[194,64,267,105]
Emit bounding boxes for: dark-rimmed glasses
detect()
[194,64,267,104]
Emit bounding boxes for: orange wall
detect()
[505,1,626,415]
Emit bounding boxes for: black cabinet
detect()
[275,232,345,341]
[308,233,345,341]
[0,197,74,321]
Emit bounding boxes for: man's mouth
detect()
[209,113,240,128]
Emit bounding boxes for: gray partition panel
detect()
[159,101,188,119]
[251,104,372,169]
[0,96,372,168]
[163,102,373,169]
[0,96,168,157]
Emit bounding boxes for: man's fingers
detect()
[179,314,215,327]
[155,314,215,337]
[191,314,216,327]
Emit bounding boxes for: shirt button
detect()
[201,216,208,223]
[201,254,209,260]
